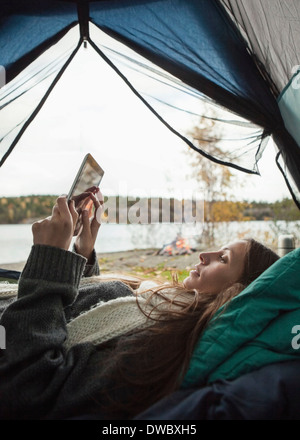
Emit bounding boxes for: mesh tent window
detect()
[1,0,299,208]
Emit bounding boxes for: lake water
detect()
[0,221,298,264]
[0,223,200,264]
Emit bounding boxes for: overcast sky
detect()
[0,26,292,203]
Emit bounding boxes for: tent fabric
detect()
[90,0,282,129]
[278,71,300,149]
[219,0,300,206]
[0,0,300,207]
[0,0,77,83]
[0,22,265,176]
[90,0,300,206]
[277,70,300,203]
[1,0,274,175]
[220,0,300,94]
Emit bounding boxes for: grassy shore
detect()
[97,248,199,282]
[1,248,200,283]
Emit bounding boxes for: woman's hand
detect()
[74,189,104,262]
[32,196,78,251]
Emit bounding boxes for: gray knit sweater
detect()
[0,245,136,420]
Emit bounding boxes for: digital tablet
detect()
[68,153,104,235]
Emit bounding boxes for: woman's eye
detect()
[220,255,226,263]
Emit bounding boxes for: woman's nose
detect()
[199,252,209,264]
[199,252,218,264]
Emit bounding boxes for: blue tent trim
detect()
[91,0,281,125]
[0,268,20,282]
[0,1,78,82]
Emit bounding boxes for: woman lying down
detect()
[0,193,279,420]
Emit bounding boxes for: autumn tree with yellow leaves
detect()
[186,114,251,245]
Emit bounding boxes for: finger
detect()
[95,188,104,204]
[89,193,101,226]
[52,203,59,217]
[72,191,93,204]
[34,216,52,224]
[91,204,103,237]
[32,220,40,233]
[94,203,104,225]
[34,217,50,228]
[56,195,71,219]
[81,209,90,233]
[32,218,50,243]
[85,185,97,193]
[90,192,100,211]
[69,199,79,226]
[86,198,94,217]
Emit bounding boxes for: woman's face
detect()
[183,240,248,294]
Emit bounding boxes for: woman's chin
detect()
[183,277,189,288]
[183,276,194,290]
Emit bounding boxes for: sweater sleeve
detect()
[72,244,100,277]
[0,245,93,419]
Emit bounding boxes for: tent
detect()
[0,0,300,208]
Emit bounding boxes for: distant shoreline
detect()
[1,195,299,224]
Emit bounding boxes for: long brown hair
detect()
[92,238,279,419]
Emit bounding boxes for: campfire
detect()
[159,235,193,256]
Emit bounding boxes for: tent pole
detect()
[77,0,90,47]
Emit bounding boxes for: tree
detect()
[186,113,243,245]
